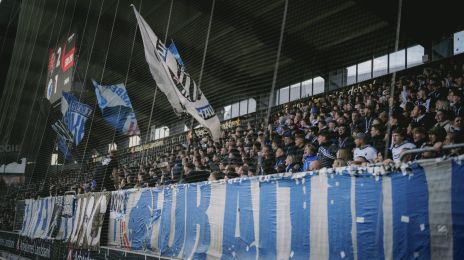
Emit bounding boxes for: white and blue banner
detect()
[20,192,110,250]
[132,6,222,141]
[108,157,464,259]
[92,80,140,136]
[61,92,93,145]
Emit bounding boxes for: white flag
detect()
[131,5,221,141]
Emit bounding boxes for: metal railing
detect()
[399,143,464,161]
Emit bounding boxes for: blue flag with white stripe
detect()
[61,92,93,145]
[57,135,73,161]
[92,80,140,136]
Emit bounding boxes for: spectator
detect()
[389,128,417,163]
[410,105,435,129]
[274,147,286,170]
[317,130,338,168]
[353,133,377,164]
[333,159,347,168]
[337,124,355,150]
[285,155,299,173]
[434,109,452,132]
[302,144,318,172]
[449,88,463,117]
[208,171,221,181]
[309,160,322,171]
[412,127,428,148]
[370,124,385,153]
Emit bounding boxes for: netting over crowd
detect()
[2,61,464,231]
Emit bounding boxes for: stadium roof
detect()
[0,0,461,156]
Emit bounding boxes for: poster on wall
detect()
[45,33,76,103]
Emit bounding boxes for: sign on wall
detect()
[45,33,76,103]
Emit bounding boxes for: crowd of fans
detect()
[1,61,464,230]
[0,179,38,231]
[93,62,464,190]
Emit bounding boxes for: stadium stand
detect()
[1,0,464,258]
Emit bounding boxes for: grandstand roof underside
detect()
[0,0,461,146]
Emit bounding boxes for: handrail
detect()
[399,143,464,161]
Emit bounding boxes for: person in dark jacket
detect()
[293,133,306,163]
[370,124,385,154]
[282,132,296,155]
[274,147,286,171]
[410,105,436,130]
[317,130,338,168]
[337,124,355,151]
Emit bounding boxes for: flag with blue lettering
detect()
[61,92,93,145]
[132,6,222,141]
[91,80,140,136]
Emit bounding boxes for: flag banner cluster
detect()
[20,192,110,250]
[51,119,73,161]
[106,157,464,259]
[132,6,222,141]
[61,91,93,146]
[92,80,140,136]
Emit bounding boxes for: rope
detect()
[0,0,41,142]
[27,0,66,185]
[384,0,403,158]
[18,0,78,165]
[264,0,289,136]
[80,0,119,173]
[197,0,216,89]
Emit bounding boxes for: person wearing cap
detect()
[352,133,377,163]
[282,132,296,156]
[389,128,416,163]
[317,130,338,168]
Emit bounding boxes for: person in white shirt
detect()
[352,133,377,163]
[390,128,416,162]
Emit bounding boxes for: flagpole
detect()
[142,87,158,163]
[140,0,174,163]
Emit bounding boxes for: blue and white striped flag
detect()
[92,80,140,136]
[104,157,464,259]
[61,91,92,145]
